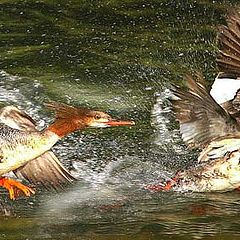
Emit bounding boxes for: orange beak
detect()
[105,120,135,127]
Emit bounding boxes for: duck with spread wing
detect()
[0,102,134,199]
[148,11,240,192]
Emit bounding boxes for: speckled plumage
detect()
[174,141,240,192]
[0,122,59,176]
[0,123,38,148]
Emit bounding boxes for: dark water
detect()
[0,1,240,239]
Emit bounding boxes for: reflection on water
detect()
[0,1,240,240]
[11,190,240,239]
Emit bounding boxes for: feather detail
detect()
[217,11,240,76]
[170,74,240,149]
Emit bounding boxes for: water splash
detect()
[0,70,47,127]
[151,88,187,154]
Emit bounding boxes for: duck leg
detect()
[0,177,35,200]
[145,176,178,192]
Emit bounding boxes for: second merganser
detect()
[147,11,240,193]
[148,75,240,192]
[166,75,240,192]
[0,102,135,199]
[211,10,240,116]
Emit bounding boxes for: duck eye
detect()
[94,114,101,120]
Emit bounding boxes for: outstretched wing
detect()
[0,106,75,189]
[15,151,74,189]
[0,106,36,131]
[217,11,240,76]
[171,75,240,149]
[214,11,240,118]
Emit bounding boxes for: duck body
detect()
[163,72,240,193]
[159,10,240,193]
[146,11,240,193]
[174,148,240,192]
[151,137,240,193]
[0,123,59,176]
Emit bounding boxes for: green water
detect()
[0,1,240,239]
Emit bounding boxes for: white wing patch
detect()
[210,77,240,104]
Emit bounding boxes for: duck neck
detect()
[43,119,87,138]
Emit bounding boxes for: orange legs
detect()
[0,177,35,200]
[145,176,178,192]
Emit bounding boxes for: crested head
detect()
[45,102,135,137]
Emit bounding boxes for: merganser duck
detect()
[148,11,240,193]
[0,105,76,192]
[0,102,134,199]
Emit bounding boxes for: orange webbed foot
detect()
[0,177,35,200]
[145,176,178,192]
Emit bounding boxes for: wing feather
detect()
[171,75,240,149]
[217,11,240,76]
[214,11,240,119]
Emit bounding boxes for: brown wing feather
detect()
[217,11,240,76]
[171,75,240,148]
[15,152,75,190]
[0,106,75,188]
[0,106,36,131]
[215,11,240,118]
